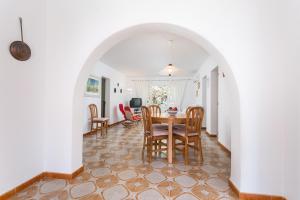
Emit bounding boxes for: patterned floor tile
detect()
[102,184,129,200]
[118,170,138,181]
[70,181,97,199]
[136,189,166,200]
[39,179,67,194]
[9,125,237,200]
[145,171,166,184]
[174,175,198,188]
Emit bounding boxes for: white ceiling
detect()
[101,31,208,77]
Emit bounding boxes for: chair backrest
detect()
[148,105,161,117]
[124,106,132,114]
[185,106,204,137]
[141,106,153,136]
[89,104,98,119]
[119,104,126,119]
[186,106,192,113]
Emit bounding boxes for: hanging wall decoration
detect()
[194,80,200,97]
[10,17,31,61]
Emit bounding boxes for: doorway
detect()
[210,67,219,135]
[101,77,110,118]
[202,76,208,128]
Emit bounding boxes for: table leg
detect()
[101,122,103,137]
[168,117,173,164]
[105,121,108,136]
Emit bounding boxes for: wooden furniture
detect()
[88,104,109,137]
[148,105,161,117]
[141,106,169,162]
[173,106,192,130]
[119,104,141,127]
[151,112,187,164]
[173,107,204,165]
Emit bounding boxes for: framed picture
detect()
[85,76,100,96]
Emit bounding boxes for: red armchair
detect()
[119,103,141,127]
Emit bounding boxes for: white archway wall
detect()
[0,0,47,194]
[71,22,242,187]
[196,58,235,151]
[1,0,298,198]
[47,0,295,197]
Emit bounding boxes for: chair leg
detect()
[184,141,189,165]
[158,140,161,157]
[148,137,152,163]
[198,137,203,163]
[90,121,94,133]
[105,121,108,136]
[96,122,99,139]
[193,141,196,156]
[142,135,146,162]
[172,138,176,160]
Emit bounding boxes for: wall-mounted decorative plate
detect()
[10,17,31,61]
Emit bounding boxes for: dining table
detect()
[151,112,187,164]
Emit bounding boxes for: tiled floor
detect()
[10,124,238,200]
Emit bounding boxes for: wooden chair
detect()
[89,104,109,137]
[148,105,161,117]
[174,106,192,130]
[173,106,204,165]
[141,106,168,162]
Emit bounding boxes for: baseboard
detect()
[83,130,95,136]
[228,179,240,198]
[205,131,217,137]
[0,166,83,200]
[108,120,125,127]
[83,120,125,136]
[0,173,44,200]
[217,140,231,156]
[43,166,84,180]
[228,179,286,200]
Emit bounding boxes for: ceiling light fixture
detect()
[166,40,175,77]
[167,63,174,76]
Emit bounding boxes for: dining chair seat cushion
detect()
[173,129,199,137]
[152,124,168,130]
[173,124,186,130]
[152,128,169,136]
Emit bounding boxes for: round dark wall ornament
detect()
[9,17,31,61]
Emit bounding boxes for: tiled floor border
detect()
[0,166,83,200]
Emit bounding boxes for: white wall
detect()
[0,0,46,194]
[46,1,296,197]
[283,1,300,199]
[210,68,218,135]
[1,0,299,198]
[82,62,128,133]
[197,58,234,151]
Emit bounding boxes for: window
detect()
[149,85,169,110]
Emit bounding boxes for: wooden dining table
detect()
[152,112,187,164]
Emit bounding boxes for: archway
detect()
[72,23,241,188]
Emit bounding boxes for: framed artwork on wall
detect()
[85,76,100,96]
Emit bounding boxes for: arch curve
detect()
[72,22,241,187]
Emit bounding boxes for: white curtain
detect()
[132,79,188,111]
[169,80,188,111]
[133,80,150,105]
